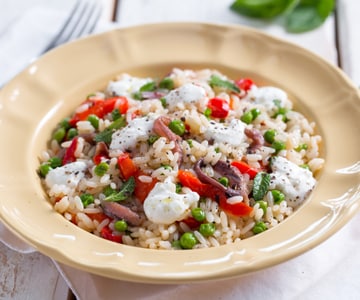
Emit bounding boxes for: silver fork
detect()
[43,0,102,52]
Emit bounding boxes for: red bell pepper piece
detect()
[134,171,158,203]
[235,78,254,91]
[100,225,122,243]
[117,153,139,180]
[207,98,230,118]
[62,137,78,165]
[69,96,129,126]
[231,161,258,179]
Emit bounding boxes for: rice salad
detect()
[38,68,324,250]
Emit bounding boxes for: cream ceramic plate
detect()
[0,23,359,284]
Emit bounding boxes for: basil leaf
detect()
[252,172,271,201]
[209,75,240,93]
[94,116,126,144]
[140,81,156,92]
[285,0,335,33]
[230,0,296,19]
[104,176,135,202]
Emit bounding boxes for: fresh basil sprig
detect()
[230,0,335,33]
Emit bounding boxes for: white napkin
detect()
[0,5,71,85]
[56,214,360,300]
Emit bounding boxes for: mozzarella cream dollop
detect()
[165,83,207,110]
[110,116,155,154]
[270,156,316,208]
[107,74,152,98]
[204,119,247,146]
[45,161,87,190]
[249,86,292,113]
[143,178,199,225]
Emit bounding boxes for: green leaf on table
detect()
[230,0,296,19]
[285,0,335,33]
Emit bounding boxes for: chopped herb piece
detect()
[204,107,212,119]
[94,116,126,144]
[148,135,160,145]
[80,193,95,206]
[140,81,156,92]
[209,75,240,93]
[111,108,121,121]
[94,162,109,177]
[159,77,174,90]
[104,177,135,202]
[252,172,271,201]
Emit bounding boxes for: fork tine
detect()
[68,0,102,40]
[53,0,90,46]
[43,0,82,52]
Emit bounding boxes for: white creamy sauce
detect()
[143,178,199,225]
[165,83,207,110]
[204,119,247,146]
[110,116,155,153]
[270,156,316,208]
[107,74,152,98]
[45,161,87,189]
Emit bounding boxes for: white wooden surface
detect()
[0,0,359,299]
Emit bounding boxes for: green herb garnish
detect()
[104,177,135,202]
[94,116,126,144]
[209,75,240,93]
[252,172,271,201]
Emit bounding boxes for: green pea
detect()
[191,207,206,222]
[94,162,109,177]
[80,193,94,207]
[250,108,261,120]
[264,129,276,144]
[271,190,285,204]
[257,200,268,213]
[67,128,78,140]
[252,221,267,234]
[168,119,185,136]
[271,140,286,153]
[240,111,253,124]
[53,127,66,143]
[159,77,174,90]
[39,163,51,177]
[114,220,128,232]
[179,232,198,249]
[218,177,229,187]
[87,114,99,129]
[199,223,216,237]
[60,117,71,130]
[48,157,62,169]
